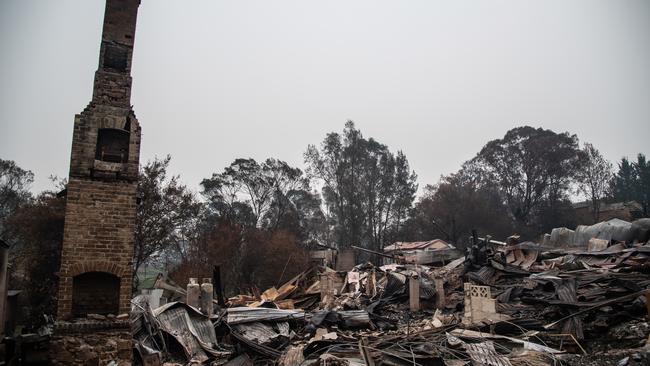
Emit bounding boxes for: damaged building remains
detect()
[1,1,649,366]
[134,223,650,366]
[50,0,142,364]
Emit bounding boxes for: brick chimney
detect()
[57,0,141,321]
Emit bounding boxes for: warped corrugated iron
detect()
[153,302,231,363]
[464,341,513,366]
[226,307,305,325]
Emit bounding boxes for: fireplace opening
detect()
[96,128,129,163]
[72,271,120,317]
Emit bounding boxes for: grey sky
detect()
[1,0,649,195]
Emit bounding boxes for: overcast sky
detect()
[1,0,649,195]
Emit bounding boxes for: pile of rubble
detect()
[133,228,650,366]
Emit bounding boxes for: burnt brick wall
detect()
[50,329,132,365]
[69,105,141,180]
[91,72,133,107]
[101,0,139,49]
[57,0,141,324]
[92,0,140,108]
[57,178,137,319]
[54,2,141,364]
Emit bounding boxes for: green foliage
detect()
[201,157,325,244]
[613,153,650,216]
[575,143,613,222]
[134,155,202,283]
[637,154,650,216]
[468,126,582,230]
[403,176,512,249]
[5,191,65,329]
[304,121,418,251]
[614,157,636,202]
[0,158,34,237]
[0,159,62,328]
[403,126,588,243]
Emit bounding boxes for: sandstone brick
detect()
[53,1,141,364]
[116,339,132,351]
[51,330,132,366]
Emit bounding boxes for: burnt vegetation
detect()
[2,123,649,325]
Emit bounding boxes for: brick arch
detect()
[67,260,128,278]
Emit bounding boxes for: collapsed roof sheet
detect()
[384,239,452,252]
[226,307,305,325]
[153,302,230,363]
